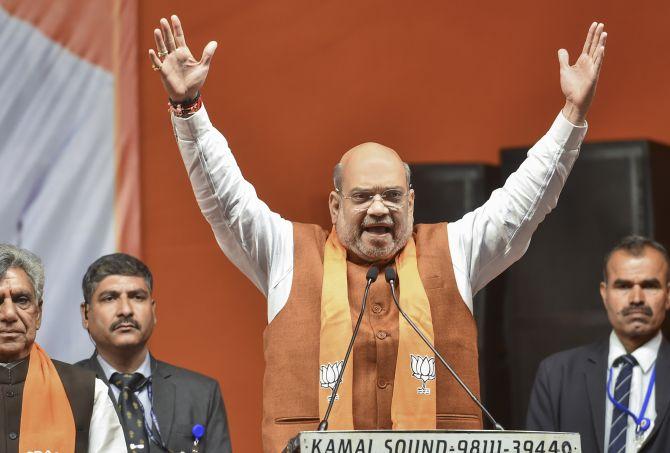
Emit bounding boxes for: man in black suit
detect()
[75,253,232,452]
[526,236,670,453]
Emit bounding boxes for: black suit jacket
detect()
[76,353,232,453]
[526,337,670,453]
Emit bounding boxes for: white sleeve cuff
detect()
[547,111,588,150]
[171,104,213,140]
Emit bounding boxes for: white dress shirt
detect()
[89,378,127,452]
[604,331,661,453]
[96,351,154,428]
[172,106,587,322]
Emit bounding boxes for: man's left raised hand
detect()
[559,22,607,125]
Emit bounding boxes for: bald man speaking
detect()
[150,15,607,452]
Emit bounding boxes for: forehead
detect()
[93,275,149,295]
[0,267,35,296]
[606,248,669,282]
[340,148,407,191]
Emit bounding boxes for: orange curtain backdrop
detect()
[138,1,670,450]
[113,0,142,256]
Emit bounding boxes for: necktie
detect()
[111,372,150,451]
[608,354,638,453]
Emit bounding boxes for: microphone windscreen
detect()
[384,267,397,283]
[366,266,379,282]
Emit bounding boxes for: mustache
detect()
[110,316,140,331]
[361,217,394,228]
[620,306,653,317]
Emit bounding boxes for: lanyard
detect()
[146,381,169,450]
[122,379,169,452]
[606,364,656,436]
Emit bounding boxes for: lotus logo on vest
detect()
[319,360,344,401]
[410,355,436,395]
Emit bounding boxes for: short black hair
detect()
[602,235,670,282]
[82,253,153,304]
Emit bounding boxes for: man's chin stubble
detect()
[357,241,400,262]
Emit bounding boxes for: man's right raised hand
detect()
[149,15,217,103]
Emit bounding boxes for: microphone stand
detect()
[283,266,379,453]
[385,268,504,431]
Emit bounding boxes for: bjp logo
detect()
[319,360,344,401]
[410,354,436,395]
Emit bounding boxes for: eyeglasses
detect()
[337,188,410,209]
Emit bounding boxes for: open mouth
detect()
[364,226,393,236]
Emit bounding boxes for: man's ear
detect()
[599,281,608,309]
[152,299,157,325]
[329,191,340,225]
[35,299,43,330]
[80,302,89,329]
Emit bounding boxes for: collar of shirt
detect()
[96,350,153,382]
[0,358,26,369]
[607,330,662,373]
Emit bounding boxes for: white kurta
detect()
[171,106,587,322]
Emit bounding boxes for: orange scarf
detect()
[19,343,76,453]
[319,228,436,429]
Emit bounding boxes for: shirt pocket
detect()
[436,413,482,430]
[170,423,200,450]
[274,416,320,425]
[422,275,444,290]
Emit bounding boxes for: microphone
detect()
[284,266,381,452]
[384,267,504,431]
[317,265,379,431]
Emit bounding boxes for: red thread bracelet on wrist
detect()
[168,93,202,117]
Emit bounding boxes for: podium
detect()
[292,430,581,453]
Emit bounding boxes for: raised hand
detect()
[149,15,217,102]
[558,22,607,125]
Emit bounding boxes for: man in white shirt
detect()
[149,15,607,452]
[527,236,670,453]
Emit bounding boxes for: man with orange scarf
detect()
[0,244,125,453]
[149,15,607,452]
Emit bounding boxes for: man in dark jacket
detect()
[527,236,670,453]
[76,252,232,452]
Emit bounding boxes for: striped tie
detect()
[608,354,638,453]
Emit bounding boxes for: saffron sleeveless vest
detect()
[262,223,482,452]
